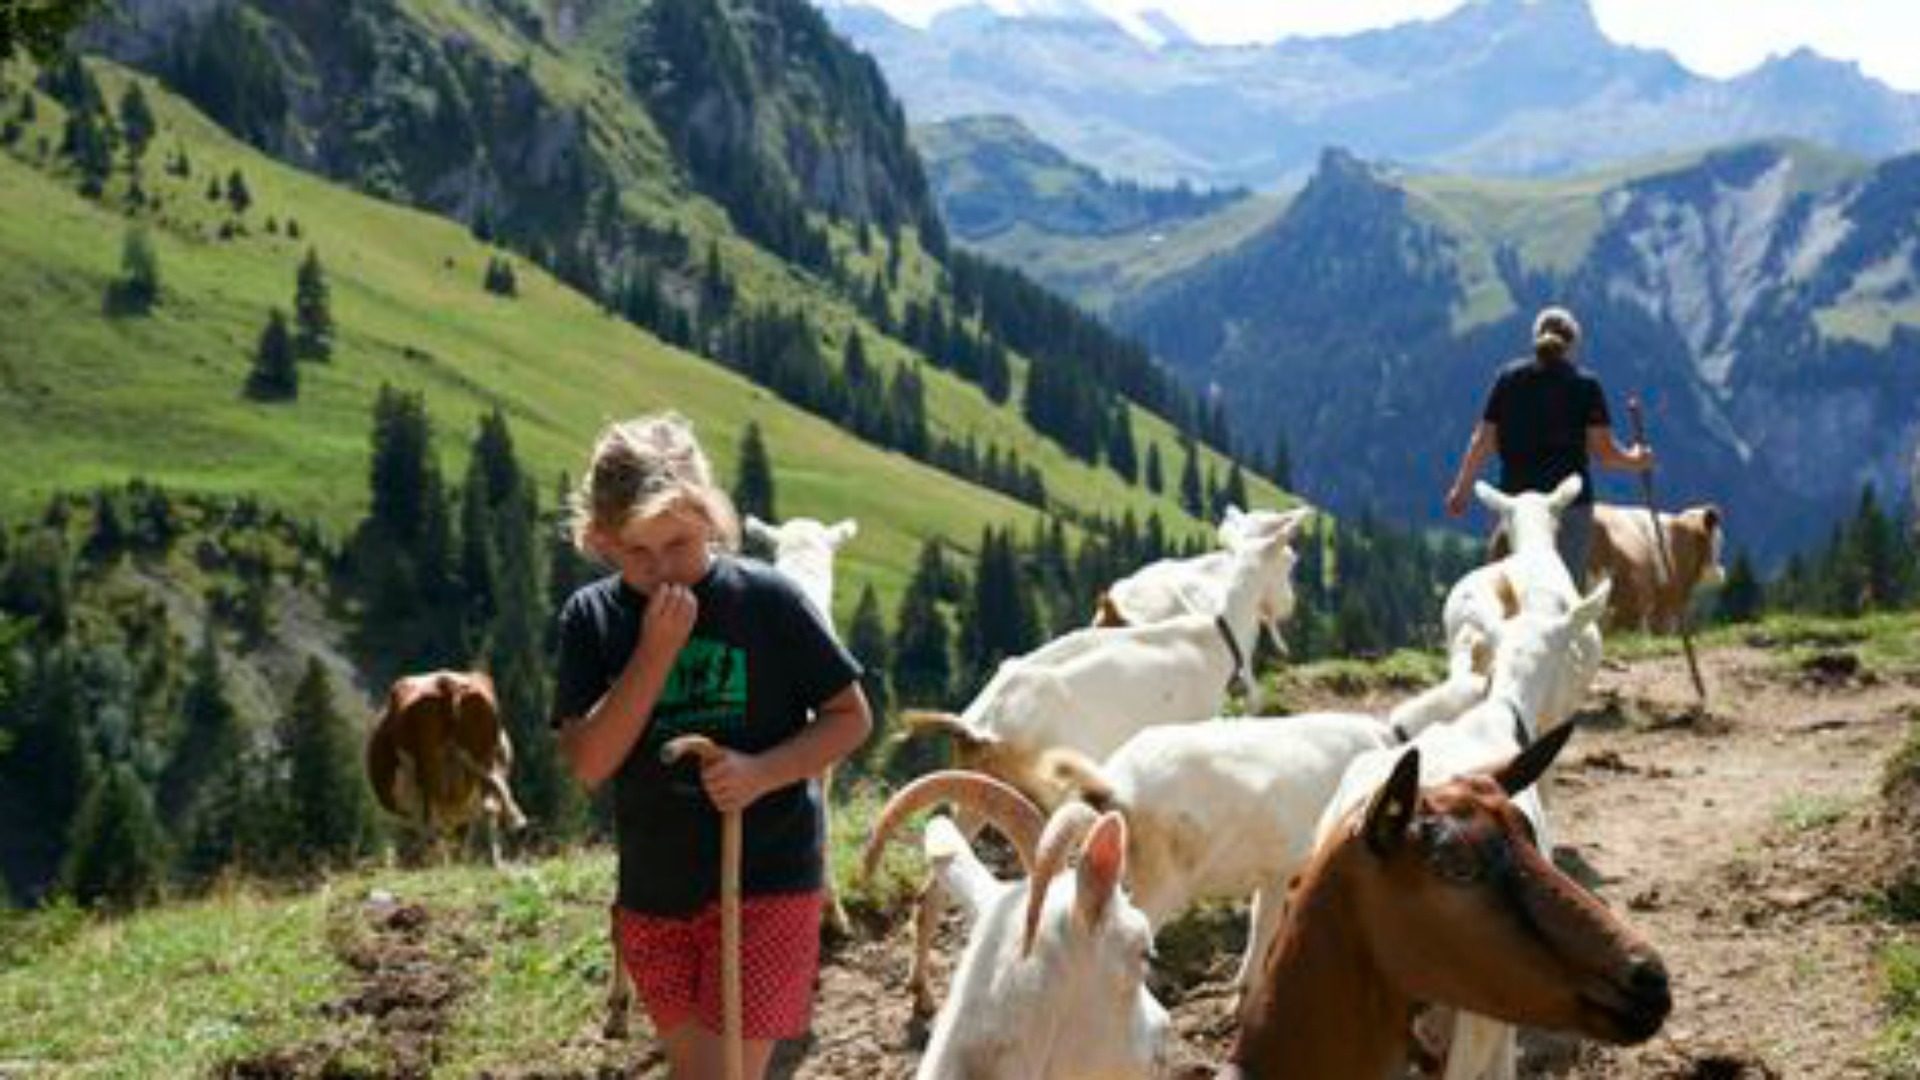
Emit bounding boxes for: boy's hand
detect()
[698,750,775,814]
[638,584,697,666]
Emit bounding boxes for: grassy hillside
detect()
[0,785,927,1077]
[0,58,1287,622]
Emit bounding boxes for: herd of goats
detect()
[368,478,1683,1078]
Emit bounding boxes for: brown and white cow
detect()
[1589,503,1724,633]
[366,670,528,863]
[1491,502,1724,634]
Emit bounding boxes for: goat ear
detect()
[744,515,775,545]
[1217,506,1245,546]
[1473,481,1507,515]
[1572,578,1611,630]
[1548,474,1584,511]
[1363,749,1421,856]
[1702,505,1722,532]
[1493,719,1576,796]
[1075,812,1128,933]
[828,519,858,547]
[1280,505,1314,533]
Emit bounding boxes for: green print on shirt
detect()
[643,636,748,755]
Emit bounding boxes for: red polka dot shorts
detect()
[615,891,823,1041]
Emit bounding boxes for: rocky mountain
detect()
[1113,143,1920,561]
[817,0,1920,188]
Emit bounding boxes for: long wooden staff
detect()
[662,735,744,1080]
[1627,397,1708,706]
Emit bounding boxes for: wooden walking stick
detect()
[661,735,744,1080]
[1627,396,1709,706]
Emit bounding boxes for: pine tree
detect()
[843,330,870,386]
[1178,437,1203,518]
[1270,431,1294,491]
[106,224,159,315]
[892,540,954,707]
[1107,408,1138,484]
[60,105,111,197]
[292,247,333,360]
[1144,442,1164,494]
[1,642,91,893]
[359,386,461,670]
[244,309,297,400]
[117,81,155,161]
[280,659,376,867]
[960,528,1037,691]
[225,168,251,215]
[1223,461,1250,516]
[481,452,584,838]
[484,255,517,297]
[61,764,168,909]
[846,584,892,770]
[732,421,776,524]
[1850,484,1913,611]
[157,627,242,827]
[1715,549,1763,624]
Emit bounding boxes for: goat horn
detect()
[899,710,995,751]
[862,771,1043,882]
[1022,802,1101,958]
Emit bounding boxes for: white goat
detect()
[865,773,1169,1080]
[744,514,861,938]
[1042,711,1398,991]
[907,522,1297,804]
[745,514,858,629]
[1095,506,1313,707]
[1323,580,1612,1080]
[1443,477,1597,731]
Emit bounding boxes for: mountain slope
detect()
[1114,143,1920,561]
[10,1,1289,610]
[0,65,1029,608]
[915,114,1283,310]
[0,57,1288,623]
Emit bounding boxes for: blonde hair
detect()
[1532,305,1581,361]
[568,412,741,554]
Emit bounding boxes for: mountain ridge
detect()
[818,0,1920,187]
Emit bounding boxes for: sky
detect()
[838,0,1920,91]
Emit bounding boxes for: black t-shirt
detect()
[1481,357,1611,505]
[549,555,862,915]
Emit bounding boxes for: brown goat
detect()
[366,670,527,862]
[1223,727,1670,1079]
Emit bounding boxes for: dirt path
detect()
[1537,647,1917,1079]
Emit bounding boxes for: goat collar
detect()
[1499,696,1534,748]
[1214,614,1251,699]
